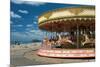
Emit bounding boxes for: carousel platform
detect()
[37,48,95,58]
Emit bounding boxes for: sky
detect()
[10,0,86,43]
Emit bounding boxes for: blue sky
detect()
[10,0,86,43]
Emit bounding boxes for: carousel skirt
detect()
[37,48,95,58]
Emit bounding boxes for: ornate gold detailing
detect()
[44,12,52,19]
[68,8,84,15]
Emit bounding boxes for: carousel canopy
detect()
[38,6,95,32]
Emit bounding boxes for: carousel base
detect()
[37,48,95,58]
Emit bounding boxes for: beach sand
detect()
[10,43,95,67]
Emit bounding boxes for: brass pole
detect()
[76,23,79,48]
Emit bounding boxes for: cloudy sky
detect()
[10,0,85,43]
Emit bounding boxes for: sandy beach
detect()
[10,43,95,67]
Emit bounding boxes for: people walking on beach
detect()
[14,41,20,45]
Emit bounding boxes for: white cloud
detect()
[26,28,32,31]
[11,32,31,41]
[11,11,21,18]
[11,31,44,41]
[26,24,33,27]
[11,0,45,6]
[18,10,28,14]
[12,25,23,27]
[33,21,37,24]
[29,30,44,35]
[11,0,23,4]
[11,30,53,42]
[25,29,44,37]
[34,16,38,19]
[17,25,23,27]
[26,30,44,39]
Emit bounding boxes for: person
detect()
[48,40,56,49]
[42,37,49,48]
[42,37,53,48]
[15,41,17,45]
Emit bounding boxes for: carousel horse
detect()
[56,35,74,48]
[61,36,75,48]
[81,34,95,47]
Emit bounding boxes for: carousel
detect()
[37,6,95,58]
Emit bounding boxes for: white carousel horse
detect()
[82,34,95,46]
[57,35,74,45]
